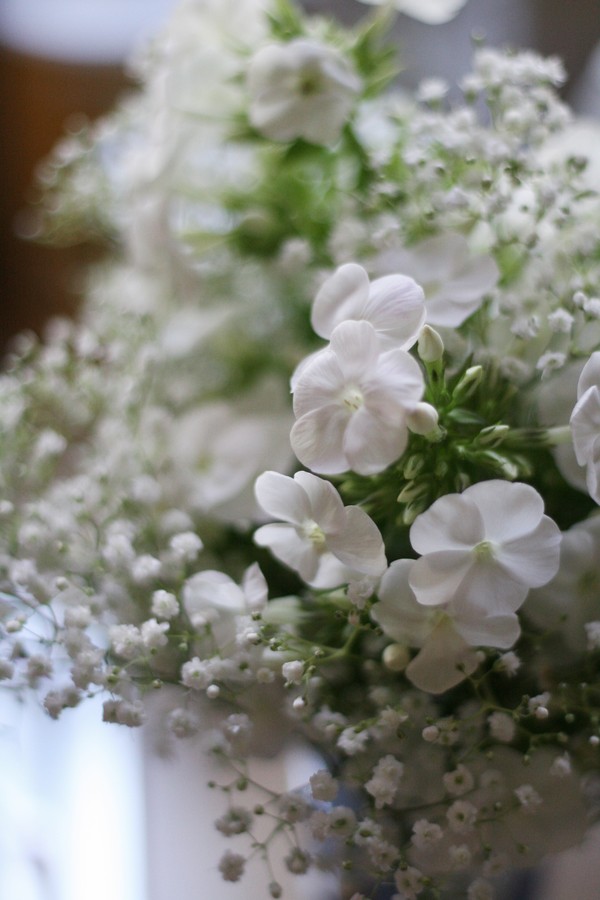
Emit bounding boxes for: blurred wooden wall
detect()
[0,48,126,353]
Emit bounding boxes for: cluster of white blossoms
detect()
[3,0,600,897]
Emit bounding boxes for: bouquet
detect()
[2,0,600,897]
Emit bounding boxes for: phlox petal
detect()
[409,550,474,606]
[371,559,432,645]
[454,612,521,649]
[253,522,319,583]
[405,617,480,694]
[312,263,370,339]
[291,407,351,474]
[466,480,545,544]
[329,319,381,380]
[293,470,346,532]
[343,406,409,475]
[254,470,311,524]
[410,493,485,554]
[366,275,426,348]
[576,350,600,398]
[328,505,387,577]
[571,386,600,466]
[495,517,561,588]
[292,351,345,418]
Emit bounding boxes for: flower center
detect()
[298,68,322,97]
[302,520,327,548]
[341,386,364,412]
[473,540,495,561]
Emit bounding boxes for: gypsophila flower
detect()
[337,726,370,755]
[514,784,543,812]
[550,753,572,778]
[496,651,521,676]
[488,712,516,743]
[393,864,425,899]
[151,589,179,619]
[215,807,253,836]
[310,770,339,802]
[467,879,495,900]
[169,531,203,562]
[448,844,472,870]
[218,850,246,882]
[282,660,304,685]
[443,764,475,796]
[366,755,405,808]
[411,819,444,849]
[446,799,478,834]
[284,847,311,874]
[141,618,169,650]
[328,806,357,837]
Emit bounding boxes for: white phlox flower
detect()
[373,559,493,694]
[253,470,387,588]
[377,233,499,328]
[409,480,562,618]
[247,38,361,145]
[182,563,268,645]
[291,320,424,475]
[525,514,600,652]
[356,0,469,25]
[311,263,426,350]
[570,351,600,503]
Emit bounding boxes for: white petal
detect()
[454,612,521,649]
[293,471,346,532]
[311,263,370,339]
[291,407,350,474]
[410,493,485,555]
[466,480,545,543]
[495,516,562,588]
[409,550,474,606]
[329,320,381,381]
[254,471,310,524]
[364,274,426,348]
[242,563,268,611]
[328,505,387,576]
[571,386,600,466]
[372,559,432,645]
[343,407,408,475]
[405,618,479,694]
[577,351,600,399]
[253,522,318,583]
[292,350,344,418]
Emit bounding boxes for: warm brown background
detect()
[0,0,598,355]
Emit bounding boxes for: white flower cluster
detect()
[2,0,600,897]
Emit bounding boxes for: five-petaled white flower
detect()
[372,559,521,693]
[291,319,424,475]
[253,470,387,588]
[377,233,498,328]
[312,263,426,350]
[247,38,361,145]
[570,351,600,504]
[409,480,561,617]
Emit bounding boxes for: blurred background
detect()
[0,1,599,898]
[1,0,600,354]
